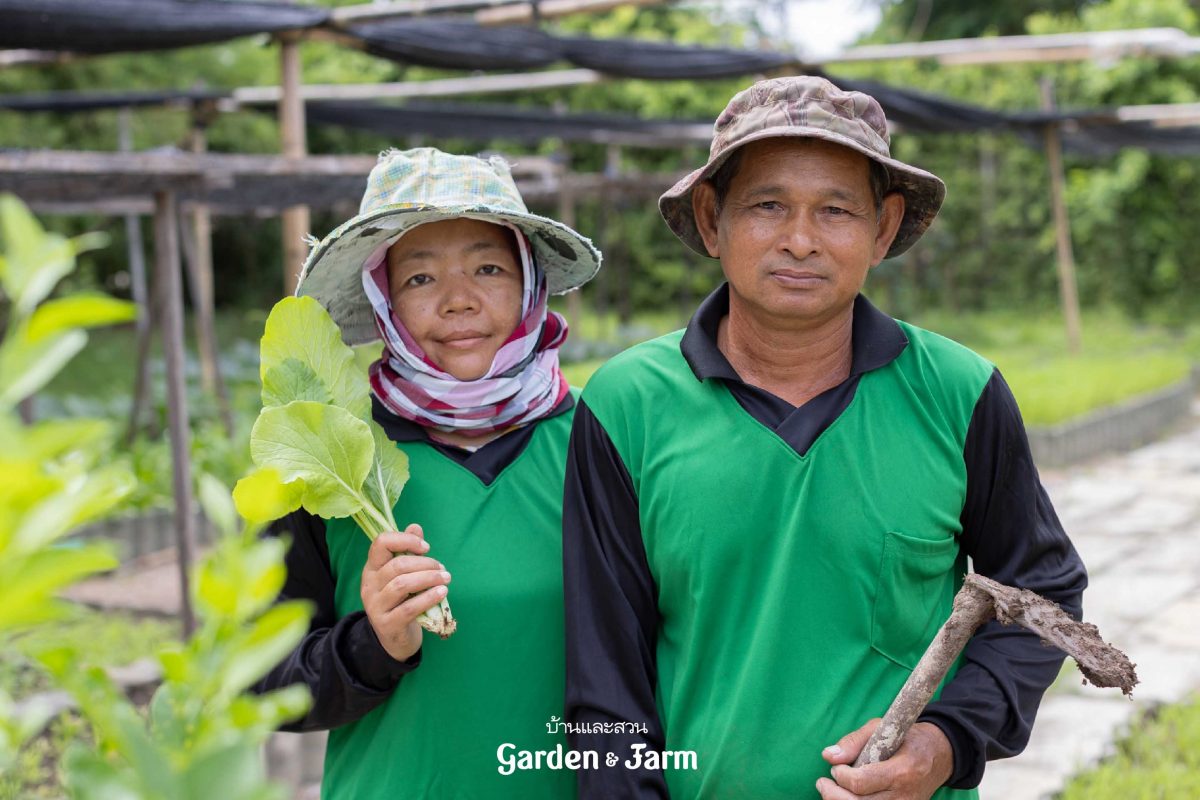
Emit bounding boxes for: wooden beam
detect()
[1040,79,1083,355]
[328,0,669,26]
[331,0,526,24]
[153,190,199,638]
[826,27,1198,66]
[476,0,669,25]
[278,33,310,297]
[0,49,67,68]
[232,68,606,106]
[1117,102,1200,127]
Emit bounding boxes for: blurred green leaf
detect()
[216,601,311,701]
[196,473,238,539]
[0,326,88,408]
[232,467,304,525]
[26,294,137,342]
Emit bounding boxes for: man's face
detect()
[692,137,904,329]
[385,217,524,381]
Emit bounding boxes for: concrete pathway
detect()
[979,400,1200,799]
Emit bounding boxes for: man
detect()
[562,76,1086,800]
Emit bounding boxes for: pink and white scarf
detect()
[361,222,569,442]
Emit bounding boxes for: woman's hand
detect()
[360,523,452,663]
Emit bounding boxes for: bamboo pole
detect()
[557,181,584,330]
[327,0,668,25]
[177,205,235,437]
[153,190,198,639]
[1040,78,1083,355]
[119,107,156,443]
[278,33,310,297]
[185,110,234,438]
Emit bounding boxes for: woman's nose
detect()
[439,274,480,315]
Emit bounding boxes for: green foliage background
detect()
[0,0,1197,319]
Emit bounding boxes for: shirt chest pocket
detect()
[870,530,960,671]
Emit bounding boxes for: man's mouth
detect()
[770,268,824,285]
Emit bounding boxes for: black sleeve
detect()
[562,399,670,799]
[919,369,1088,789]
[251,508,421,732]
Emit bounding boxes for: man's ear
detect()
[871,192,906,266]
[691,182,721,259]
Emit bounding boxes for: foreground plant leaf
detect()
[246,297,456,638]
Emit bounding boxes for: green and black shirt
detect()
[562,284,1087,798]
[257,393,580,799]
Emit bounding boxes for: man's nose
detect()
[778,213,819,259]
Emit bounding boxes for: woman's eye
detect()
[407,274,431,287]
[478,264,503,275]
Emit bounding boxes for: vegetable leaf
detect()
[259,297,369,419]
[249,401,374,520]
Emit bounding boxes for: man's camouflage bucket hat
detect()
[296,147,602,345]
[659,75,946,259]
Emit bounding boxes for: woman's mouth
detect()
[440,331,490,349]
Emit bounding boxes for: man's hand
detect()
[360,523,451,663]
[815,719,953,800]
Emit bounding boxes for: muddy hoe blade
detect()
[854,573,1139,767]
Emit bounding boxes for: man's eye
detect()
[825,206,849,215]
[756,201,782,211]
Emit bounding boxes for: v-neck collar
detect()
[678,283,908,456]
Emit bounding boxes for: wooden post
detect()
[977,133,996,309]
[186,114,217,394]
[1040,78,1083,355]
[119,107,155,442]
[556,152,584,331]
[279,33,310,297]
[153,190,198,639]
[178,210,236,439]
[184,105,234,437]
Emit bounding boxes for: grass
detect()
[0,605,178,702]
[908,308,1196,426]
[35,304,1198,435]
[557,307,1197,427]
[1057,694,1200,799]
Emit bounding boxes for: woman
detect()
[255,147,601,799]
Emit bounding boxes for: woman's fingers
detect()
[370,554,444,588]
[372,568,452,613]
[385,584,451,626]
[366,529,430,569]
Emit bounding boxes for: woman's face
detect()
[385,218,524,381]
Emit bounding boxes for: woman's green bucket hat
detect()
[295,147,602,345]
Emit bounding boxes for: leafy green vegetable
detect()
[236,296,455,638]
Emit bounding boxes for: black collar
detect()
[370,391,575,486]
[679,283,908,384]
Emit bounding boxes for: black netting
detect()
[304,100,711,146]
[342,19,797,79]
[559,36,795,80]
[0,88,229,112]
[349,19,561,71]
[0,0,329,53]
